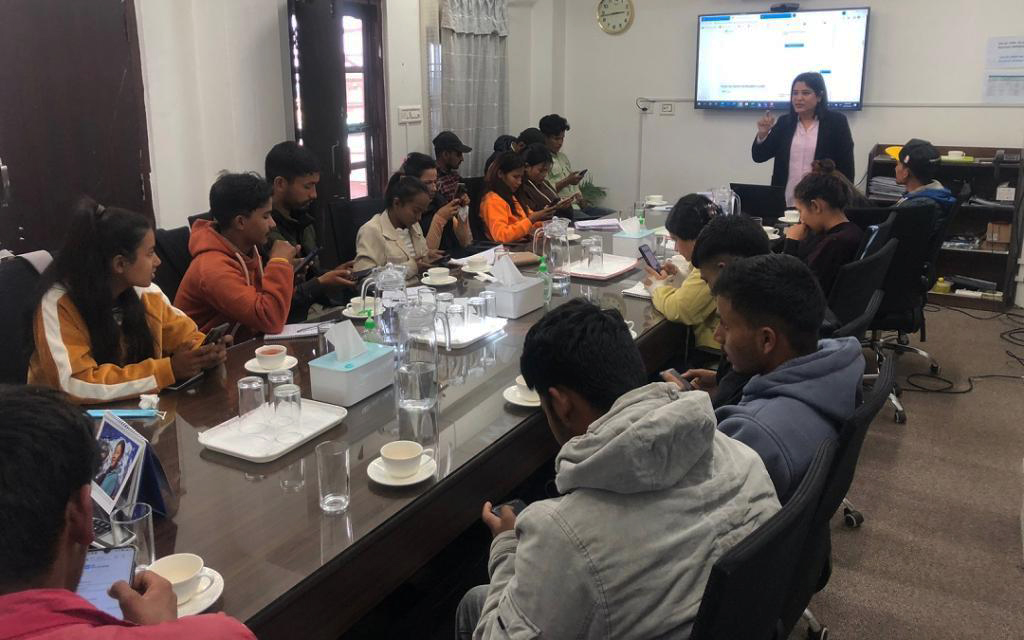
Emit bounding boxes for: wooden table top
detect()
[117,236,689,639]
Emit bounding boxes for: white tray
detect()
[197,399,348,463]
[414,317,508,349]
[568,254,639,281]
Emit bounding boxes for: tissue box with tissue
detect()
[612,216,654,258]
[486,252,544,318]
[309,321,394,406]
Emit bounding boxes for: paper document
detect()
[575,218,622,230]
[449,246,499,266]
[264,323,321,340]
[984,73,1024,104]
[987,36,1024,69]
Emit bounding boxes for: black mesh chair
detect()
[822,238,898,340]
[779,354,896,639]
[856,211,896,259]
[153,226,192,302]
[0,253,51,384]
[330,197,386,264]
[690,440,836,640]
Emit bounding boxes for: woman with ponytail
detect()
[28,198,227,404]
[642,194,722,350]
[785,159,864,294]
[353,173,444,278]
[480,151,555,243]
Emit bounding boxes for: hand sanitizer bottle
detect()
[538,257,553,306]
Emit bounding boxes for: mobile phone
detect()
[491,499,528,518]
[293,247,321,273]
[351,268,374,281]
[456,183,468,196]
[638,243,660,272]
[201,322,230,347]
[577,169,588,177]
[660,368,693,391]
[76,546,136,619]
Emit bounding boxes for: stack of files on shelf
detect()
[868,176,905,200]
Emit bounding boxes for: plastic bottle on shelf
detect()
[538,257,553,305]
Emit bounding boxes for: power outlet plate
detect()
[398,105,422,124]
[659,102,675,116]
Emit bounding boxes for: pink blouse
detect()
[785,119,819,205]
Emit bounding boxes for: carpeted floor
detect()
[798,305,1024,639]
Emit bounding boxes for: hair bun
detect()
[811,158,837,174]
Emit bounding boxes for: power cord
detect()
[902,372,1024,394]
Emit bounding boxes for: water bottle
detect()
[538,257,553,306]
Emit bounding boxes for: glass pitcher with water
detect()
[359,263,407,347]
[532,216,572,295]
[395,300,451,457]
[711,186,742,215]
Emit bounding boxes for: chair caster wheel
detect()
[843,508,864,528]
[895,410,907,424]
[807,626,829,640]
[930,364,940,374]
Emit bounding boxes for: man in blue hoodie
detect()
[894,138,957,211]
[712,254,863,503]
[456,300,780,639]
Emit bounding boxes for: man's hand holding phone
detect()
[110,571,178,625]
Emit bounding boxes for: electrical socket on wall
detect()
[659,102,674,116]
[398,105,422,124]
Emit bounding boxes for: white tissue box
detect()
[486,277,544,319]
[612,229,655,259]
[309,342,395,407]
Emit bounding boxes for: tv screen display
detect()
[695,8,870,110]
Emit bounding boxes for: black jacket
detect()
[751,110,855,187]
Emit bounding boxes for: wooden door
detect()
[0,0,152,253]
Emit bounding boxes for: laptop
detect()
[729,183,786,222]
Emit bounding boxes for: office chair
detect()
[0,252,52,384]
[779,354,896,640]
[187,211,213,228]
[464,177,489,241]
[822,238,897,340]
[856,211,895,259]
[330,197,386,264]
[153,226,192,302]
[690,440,835,640]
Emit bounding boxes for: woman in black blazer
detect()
[751,72,855,205]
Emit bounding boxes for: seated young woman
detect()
[353,173,445,279]
[401,152,473,257]
[784,159,864,295]
[28,199,228,404]
[643,194,722,350]
[480,152,555,244]
[516,143,577,215]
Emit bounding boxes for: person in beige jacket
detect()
[353,174,444,280]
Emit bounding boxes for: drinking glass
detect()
[655,234,671,260]
[237,376,267,433]
[316,323,333,356]
[267,369,294,396]
[467,297,485,327]
[436,292,454,313]
[279,459,305,493]
[273,383,303,444]
[480,291,497,318]
[316,440,351,514]
[418,287,437,308]
[111,502,155,569]
[396,361,439,459]
[446,304,465,331]
[584,239,604,271]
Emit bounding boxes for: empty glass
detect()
[418,287,437,308]
[583,238,604,271]
[446,303,465,331]
[316,440,351,514]
[273,383,303,444]
[111,502,155,569]
[467,297,485,327]
[237,376,266,433]
[436,292,454,313]
[480,291,497,318]
[279,459,306,493]
[267,369,294,395]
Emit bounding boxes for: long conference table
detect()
[118,231,688,639]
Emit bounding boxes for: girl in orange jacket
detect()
[28,199,229,404]
[480,152,556,244]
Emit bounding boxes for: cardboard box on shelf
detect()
[980,240,1011,253]
[986,222,1012,243]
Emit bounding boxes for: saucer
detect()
[342,306,376,320]
[244,355,298,374]
[780,216,800,225]
[177,567,224,617]
[566,233,582,242]
[367,455,437,487]
[422,275,458,286]
[460,264,492,275]
[503,385,541,408]
[645,200,668,206]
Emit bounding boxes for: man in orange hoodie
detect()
[175,173,296,340]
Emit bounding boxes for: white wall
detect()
[385,0,428,169]
[509,0,1024,213]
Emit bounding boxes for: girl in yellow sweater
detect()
[643,194,722,350]
[480,152,556,243]
[28,199,228,404]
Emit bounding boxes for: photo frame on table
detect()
[91,412,148,515]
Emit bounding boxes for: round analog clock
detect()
[596,0,634,35]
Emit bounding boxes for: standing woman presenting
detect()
[751,72,855,206]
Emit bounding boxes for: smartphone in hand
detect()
[660,368,693,391]
[639,243,661,272]
[293,247,322,273]
[76,546,136,619]
[491,499,528,518]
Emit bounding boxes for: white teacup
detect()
[255,344,287,370]
[515,375,540,403]
[380,440,431,478]
[782,208,800,222]
[466,256,488,271]
[348,296,375,312]
[422,267,450,283]
[646,194,665,204]
[149,553,214,604]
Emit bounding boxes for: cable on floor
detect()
[901,372,1024,394]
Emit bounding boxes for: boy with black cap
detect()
[433,131,472,204]
[895,138,956,211]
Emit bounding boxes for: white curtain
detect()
[434,0,509,177]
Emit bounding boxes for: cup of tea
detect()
[467,256,488,271]
[422,267,450,284]
[347,296,375,313]
[148,553,214,604]
[514,375,540,403]
[255,344,287,370]
[380,440,429,478]
[645,194,665,205]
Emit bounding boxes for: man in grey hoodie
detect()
[711,254,864,503]
[456,300,780,639]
